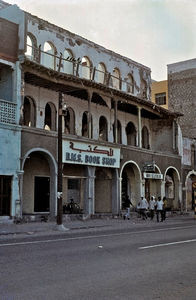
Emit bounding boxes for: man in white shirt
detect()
[156,196,164,222]
[149,196,156,220]
[140,196,148,220]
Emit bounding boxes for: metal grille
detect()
[0,99,16,124]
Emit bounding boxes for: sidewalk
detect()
[0,212,195,240]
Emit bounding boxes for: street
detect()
[1,220,196,300]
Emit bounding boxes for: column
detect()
[84,167,95,215]
[140,179,145,197]
[112,169,120,214]
[138,107,142,148]
[178,182,182,212]
[114,99,118,143]
[161,180,166,199]
[87,89,93,138]
[15,170,24,218]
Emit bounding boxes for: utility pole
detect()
[57,91,63,225]
[56,92,68,230]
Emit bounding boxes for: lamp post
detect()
[56,91,68,230]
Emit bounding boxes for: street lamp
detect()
[56,91,68,230]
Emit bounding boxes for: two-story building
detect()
[0,3,22,220]
[0,1,183,220]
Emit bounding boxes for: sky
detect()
[5,0,196,80]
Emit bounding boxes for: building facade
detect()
[151,80,168,109]
[0,6,23,220]
[0,1,183,220]
[168,58,196,211]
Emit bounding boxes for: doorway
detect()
[0,176,11,216]
[34,176,50,212]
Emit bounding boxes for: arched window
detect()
[82,111,88,137]
[113,120,122,144]
[44,102,56,131]
[141,79,147,99]
[81,111,93,138]
[23,96,36,127]
[81,56,92,79]
[96,63,106,84]
[99,116,108,141]
[126,122,136,146]
[142,126,150,149]
[42,42,56,70]
[25,33,37,61]
[63,49,74,74]
[127,74,134,94]
[112,68,121,90]
[63,107,75,135]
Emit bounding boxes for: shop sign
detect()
[143,162,155,172]
[63,141,120,168]
[143,172,163,180]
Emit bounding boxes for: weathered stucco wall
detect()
[168,59,196,139]
[26,15,151,100]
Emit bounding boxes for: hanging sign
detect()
[63,140,120,168]
[143,172,163,180]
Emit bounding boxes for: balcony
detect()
[0,99,16,124]
[25,44,135,95]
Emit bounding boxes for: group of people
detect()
[124,195,167,222]
[137,196,167,222]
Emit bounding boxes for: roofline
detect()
[23,10,151,72]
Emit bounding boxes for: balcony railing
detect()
[0,99,16,124]
[25,45,134,94]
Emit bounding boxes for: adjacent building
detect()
[0,0,183,221]
[151,80,168,109]
[168,58,196,211]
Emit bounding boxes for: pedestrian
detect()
[140,196,148,220]
[136,201,141,218]
[162,196,167,221]
[156,196,164,222]
[149,196,156,220]
[123,195,133,220]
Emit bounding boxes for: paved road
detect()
[1,220,196,300]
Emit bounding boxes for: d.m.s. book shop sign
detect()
[63,141,120,168]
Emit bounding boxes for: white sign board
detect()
[143,172,163,180]
[63,141,120,168]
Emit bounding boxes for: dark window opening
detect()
[34,176,50,212]
[142,126,150,149]
[67,179,80,203]
[155,93,166,105]
[82,112,88,137]
[113,120,122,144]
[126,122,136,146]
[0,176,11,216]
[99,116,108,141]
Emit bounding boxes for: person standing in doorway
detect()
[149,196,156,220]
[156,196,164,222]
[162,197,167,221]
[124,195,133,220]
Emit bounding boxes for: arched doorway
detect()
[120,161,141,208]
[185,171,196,211]
[22,149,57,216]
[164,167,180,210]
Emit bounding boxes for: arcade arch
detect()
[22,149,57,217]
[164,167,180,210]
[120,161,142,208]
